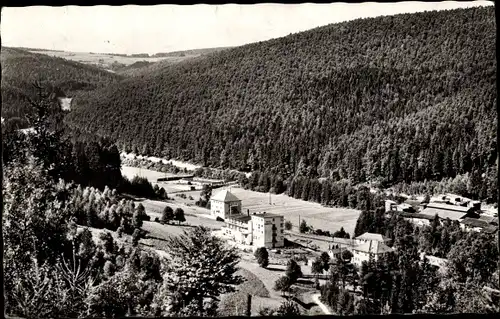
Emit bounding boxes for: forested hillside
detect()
[66,7,496,198]
[1,47,122,128]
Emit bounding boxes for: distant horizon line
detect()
[5,45,236,57]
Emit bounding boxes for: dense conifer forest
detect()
[65,7,496,201]
[1,47,122,128]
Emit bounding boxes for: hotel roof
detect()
[355,232,389,242]
[211,189,241,203]
[227,214,252,223]
[251,212,283,218]
[353,241,393,254]
[425,202,472,212]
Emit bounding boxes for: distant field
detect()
[121,166,196,192]
[27,49,189,69]
[121,165,174,181]
[26,47,230,75]
[121,152,203,171]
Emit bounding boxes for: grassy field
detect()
[121,166,197,192]
[138,198,216,219]
[121,165,180,181]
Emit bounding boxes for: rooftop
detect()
[420,207,469,221]
[331,237,356,246]
[404,199,422,207]
[479,214,496,224]
[251,212,283,218]
[460,217,490,228]
[483,225,499,234]
[353,241,393,254]
[210,189,241,203]
[226,214,252,223]
[355,232,389,242]
[425,202,472,212]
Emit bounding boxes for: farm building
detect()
[222,211,285,249]
[385,200,416,213]
[460,214,498,233]
[420,202,479,221]
[210,189,242,219]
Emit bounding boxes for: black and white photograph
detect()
[1,1,499,317]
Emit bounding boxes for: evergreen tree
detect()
[174,208,186,225]
[161,206,174,224]
[155,227,243,316]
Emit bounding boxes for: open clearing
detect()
[138,198,217,221]
[121,165,177,181]
[121,153,202,171]
[121,166,197,192]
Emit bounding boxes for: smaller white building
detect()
[328,232,394,268]
[210,189,242,219]
[351,240,393,267]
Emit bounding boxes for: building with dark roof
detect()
[420,202,479,221]
[210,189,242,219]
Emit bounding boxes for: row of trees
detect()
[241,172,386,211]
[161,206,186,225]
[121,156,191,175]
[68,7,496,204]
[391,167,498,204]
[64,184,151,235]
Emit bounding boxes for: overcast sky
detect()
[1,2,494,55]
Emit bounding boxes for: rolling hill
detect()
[20,46,233,77]
[1,47,123,129]
[64,7,496,199]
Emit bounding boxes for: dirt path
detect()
[312,293,332,315]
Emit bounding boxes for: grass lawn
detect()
[219,268,273,316]
[138,198,221,225]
